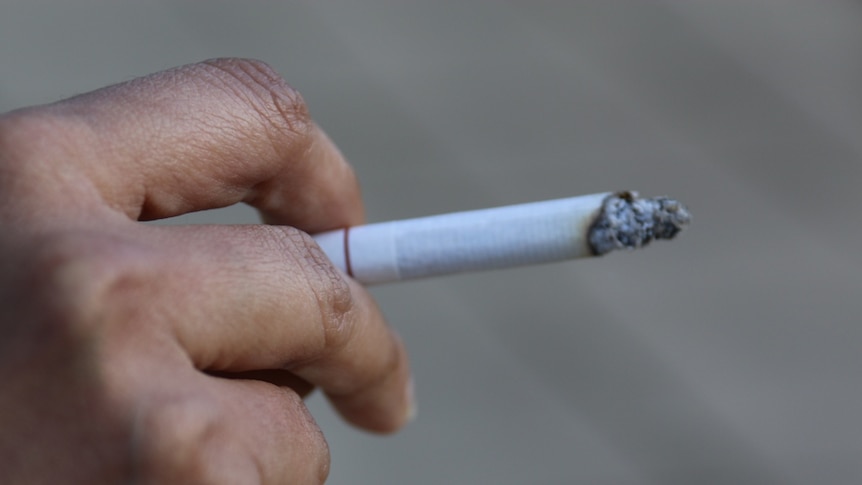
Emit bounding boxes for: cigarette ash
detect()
[588,191,691,256]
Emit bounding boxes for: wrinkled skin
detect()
[0,59,413,484]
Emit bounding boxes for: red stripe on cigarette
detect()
[344,227,354,278]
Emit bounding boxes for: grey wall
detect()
[3,1,861,483]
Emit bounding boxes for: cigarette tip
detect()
[588,191,691,256]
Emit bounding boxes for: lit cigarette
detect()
[313,191,690,285]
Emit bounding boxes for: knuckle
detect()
[28,236,120,331]
[0,109,61,151]
[27,231,156,335]
[134,396,229,483]
[199,58,312,140]
[278,389,331,483]
[0,110,93,176]
[0,110,103,216]
[277,227,357,355]
[138,386,330,484]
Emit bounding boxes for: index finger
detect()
[33,58,364,232]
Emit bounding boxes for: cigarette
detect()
[313,191,690,285]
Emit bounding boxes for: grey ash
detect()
[588,191,691,256]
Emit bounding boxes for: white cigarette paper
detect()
[313,191,690,285]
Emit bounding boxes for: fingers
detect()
[295,278,414,432]
[125,223,413,433]
[14,58,363,232]
[210,378,330,484]
[133,372,330,484]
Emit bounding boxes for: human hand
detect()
[0,59,413,484]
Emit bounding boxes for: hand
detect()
[0,59,414,484]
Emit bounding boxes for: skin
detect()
[0,58,414,484]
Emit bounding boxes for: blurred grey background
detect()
[2,1,861,483]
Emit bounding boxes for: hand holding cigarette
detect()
[0,58,691,484]
[314,191,690,285]
[0,59,412,483]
